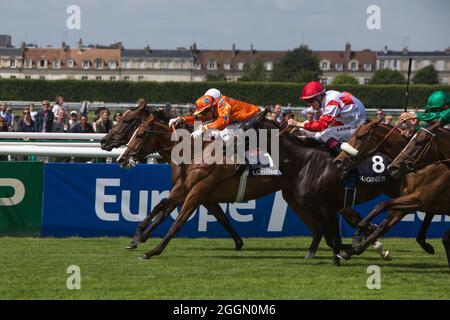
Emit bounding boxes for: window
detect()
[349,61,358,71]
[10,75,16,79]
[96,60,103,69]
[81,76,88,80]
[139,62,146,69]
[39,76,45,80]
[335,63,343,71]
[265,62,273,71]
[110,76,116,81]
[109,61,117,69]
[364,78,370,84]
[138,76,144,81]
[379,61,385,69]
[124,76,130,81]
[320,61,329,71]
[25,75,31,79]
[224,62,231,70]
[194,62,201,70]
[96,76,102,80]
[67,59,75,68]
[207,60,217,70]
[25,59,32,68]
[364,63,372,71]
[82,60,90,69]
[10,59,16,68]
[39,59,46,68]
[237,62,244,70]
[52,60,61,69]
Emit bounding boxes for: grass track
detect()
[0,237,449,300]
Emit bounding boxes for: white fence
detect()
[0,132,162,159]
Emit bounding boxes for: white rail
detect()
[0,132,105,140]
[0,145,162,158]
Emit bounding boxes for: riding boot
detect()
[326,137,342,157]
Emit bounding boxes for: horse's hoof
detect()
[382,251,392,261]
[333,257,341,266]
[235,239,244,251]
[421,243,435,255]
[337,251,352,261]
[139,254,151,260]
[304,251,315,259]
[125,243,138,250]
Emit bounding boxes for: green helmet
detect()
[425,91,449,111]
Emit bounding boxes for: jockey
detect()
[188,90,261,141]
[398,91,450,129]
[287,81,366,155]
[168,88,222,128]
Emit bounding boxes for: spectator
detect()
[0,117,8,161]
[302,108,315,124]
[52,109,69,133]
[272,104,283,123]
[376,108,385,121]
[94,106,107,122]
[95,109,112,133]
[79,100,90,116]
[383,115,394,125]
[113,112,123,126]
[18,108,35,132]
[34,100,54,132]
[69,110,79,129]
[71,114,94,133]
[0,103,13,127]
[28,103,37,121]
[268,112,277,121]
[52,95,65,117]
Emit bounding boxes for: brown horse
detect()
[100,104,244,251]
[334,120,448,259]
[118,111,392,264]
[388,121,450,178]
[339,163,450,267]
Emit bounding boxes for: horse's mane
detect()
[259,118,327,151]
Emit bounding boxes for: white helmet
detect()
[204,88,222,99]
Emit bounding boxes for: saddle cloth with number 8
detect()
[357,153,391,184]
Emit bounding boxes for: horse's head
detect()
[387,121,441,178]
[334,120,404,179]
[117,110,171,168]
[100,103,150,151]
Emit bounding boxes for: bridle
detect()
[398,127,448,171]
[125,120,175,157]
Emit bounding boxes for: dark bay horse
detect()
[334,121,449,260]
[117,111,390,264]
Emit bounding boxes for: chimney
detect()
[78,38,83,51]
[345,42,351,60]
[384,45,388,54]
[250,44,255,55]
[402,46,409,54]
[232,43,236,57]
[191,42,197,53]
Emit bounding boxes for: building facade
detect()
[376,47,450,84]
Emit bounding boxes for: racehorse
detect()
[119,110,389,265]
[100,104,244,251]
[388,121,450,178]
[334,120,449,262]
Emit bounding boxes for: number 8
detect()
[372,155,385,174]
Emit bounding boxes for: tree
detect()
[369,69,405,84]
[412,65,439,84]
[331,73,359,85]
[205,73,227,81]
[271,45,322,82]
[238,59,267,82]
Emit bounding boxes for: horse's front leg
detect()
[416,212,435,254]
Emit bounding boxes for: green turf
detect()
[0,237,448,300]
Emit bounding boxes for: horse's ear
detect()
[257,106,270,121]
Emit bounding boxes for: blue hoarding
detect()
[41,163,450,238]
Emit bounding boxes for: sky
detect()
[0,0,449,52]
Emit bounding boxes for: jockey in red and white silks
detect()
[288,81,366,154]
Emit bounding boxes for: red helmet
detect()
[300,81,325,100]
